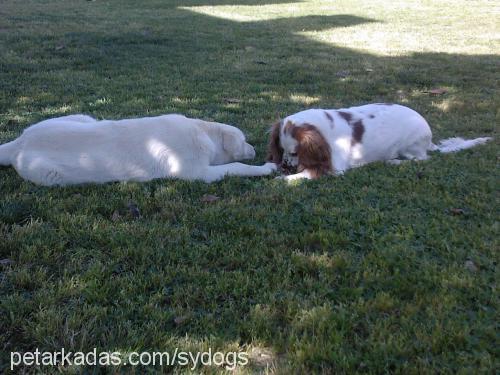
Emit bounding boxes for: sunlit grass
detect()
[183,0,500,55]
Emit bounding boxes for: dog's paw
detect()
[262,162,278,173]
[278,172,310,182]
[275,174,300,182]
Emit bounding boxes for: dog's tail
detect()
[430,137,492,153]
[0,140,18,166]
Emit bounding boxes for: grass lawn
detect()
[0,0,498,373]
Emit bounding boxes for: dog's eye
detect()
[290,152,298,157]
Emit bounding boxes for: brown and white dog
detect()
[267,103,492,181]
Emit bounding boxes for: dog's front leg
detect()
[277,169,314,182]
[202,162,277,182]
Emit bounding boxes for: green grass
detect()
[0,0,498,373]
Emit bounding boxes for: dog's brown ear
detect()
[267,120,283,164]
[293,124,332,178]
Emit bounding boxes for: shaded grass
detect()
[0,0,498,373]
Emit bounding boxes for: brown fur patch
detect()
[336,110,366,145]
[291,124,332,179]
[337,110,352,123]
[351,119,365,145]
[266,120,283,164]
[324,111,334,129]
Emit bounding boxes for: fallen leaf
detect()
[111,210,121,222]
[174,315,189,325]
[223,98,241,104]
[336,70,350,78]
[55,44,65,51]
[248,347,276,368]
[426,88,447,95]
[449,208,465,215]
[127,202,141,219]
[465,260,478,272]
[0,259,13,265]
[201,194,220,203]
[192,229,209,241]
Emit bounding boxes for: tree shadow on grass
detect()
[1,3,497,139]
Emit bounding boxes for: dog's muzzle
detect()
[280,161,298,175]
[243,143,256,159]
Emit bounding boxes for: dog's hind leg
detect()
[14,155,67,186]
[387,144,429,166]
[394,141,430,163]
[387,153,428,166]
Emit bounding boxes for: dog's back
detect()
[4,114,215,185]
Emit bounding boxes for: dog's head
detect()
[267,120,332,178]
[214,126,255,164]
[223,127,256,160]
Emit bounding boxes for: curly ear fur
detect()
[292,124,332,178]
[266,120,283,164]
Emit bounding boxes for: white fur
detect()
[433,137,492,153]
[0,114,276,186]
[278,104,492,181]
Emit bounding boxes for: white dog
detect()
[267,103,492,181]
[0,114,276,186]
